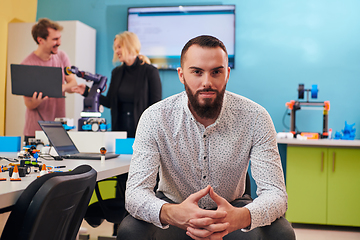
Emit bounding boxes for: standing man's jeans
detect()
[117,192,296,240]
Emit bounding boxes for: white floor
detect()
[292,224,360,240]
[80,220,360,240]
[80,220,114,240]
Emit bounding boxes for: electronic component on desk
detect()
[285,84,330,139]
[300,132,319,140]
[277,132,294,139]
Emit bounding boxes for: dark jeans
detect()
[117,192,296,240]
[113,173,128,236]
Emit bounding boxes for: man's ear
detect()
[226,66,230,84]
[177,67,185,84]
[37,37,44,45]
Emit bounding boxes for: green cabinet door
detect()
[327,148,360,227]
[286,146,328,224]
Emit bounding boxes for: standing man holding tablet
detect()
[21,18,77,145]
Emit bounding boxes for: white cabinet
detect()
[5,21,96,141]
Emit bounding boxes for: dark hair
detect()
[32,18,63,44]
[180,35,228,67]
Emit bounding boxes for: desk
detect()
[0,153,131,235]
[277,138,360,147]
[0,153,131,210]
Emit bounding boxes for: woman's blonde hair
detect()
[113,31,150,65]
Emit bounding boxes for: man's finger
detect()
[191,209,227,224]
[189,220,230,232]
[189,216,226,228]
[209,187,226,206]
[187,185,211,203]
[186,231,204,240]
[205,222,230,233]
[187,226,212,238]
[187,225,229,239]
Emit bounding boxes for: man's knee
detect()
[260,217,296,240]
[274,217,296,240]
[117,214,156,240]
[228,217,295,240]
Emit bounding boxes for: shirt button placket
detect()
[200,131,209,208]
[202,133,209,185]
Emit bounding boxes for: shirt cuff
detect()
[241,224,252,232]
[152,200,170,229]
[243,204,259,231]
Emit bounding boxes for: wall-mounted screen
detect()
[128,5,235,70]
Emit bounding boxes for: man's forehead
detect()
[48,28,61,36]
[183,45,228,68]
[187,44,224,53]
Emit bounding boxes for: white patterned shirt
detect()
[125,91,287,231]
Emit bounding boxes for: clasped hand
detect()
[160,185,251,240]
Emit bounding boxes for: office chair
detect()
[245,171,252,197]
[84,174,128,240]
[0,164,97,240]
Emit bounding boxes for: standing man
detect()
[118,35,295,240]
[22,18,77,145]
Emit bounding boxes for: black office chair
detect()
[84,174,128,239]
[245,171,252,197]
[0,164,97,240]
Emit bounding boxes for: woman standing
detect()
[72,31,162,236]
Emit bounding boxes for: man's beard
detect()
[184,78,226,119]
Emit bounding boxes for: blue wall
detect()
[37,0,360,139]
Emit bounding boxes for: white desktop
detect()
[35,130,127,153]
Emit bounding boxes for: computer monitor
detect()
[128,5,236,70]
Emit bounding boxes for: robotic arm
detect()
[64,66,108,131]
[64,66,107,113]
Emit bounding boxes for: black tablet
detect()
[11,64,64,98]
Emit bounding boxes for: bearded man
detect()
[117,35,295,240]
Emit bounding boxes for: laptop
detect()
[38,121,119,160]
[11,64,64,98]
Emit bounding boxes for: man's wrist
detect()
[239,207,251,230]
[159,203,172,225]
[232,207,251,231]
